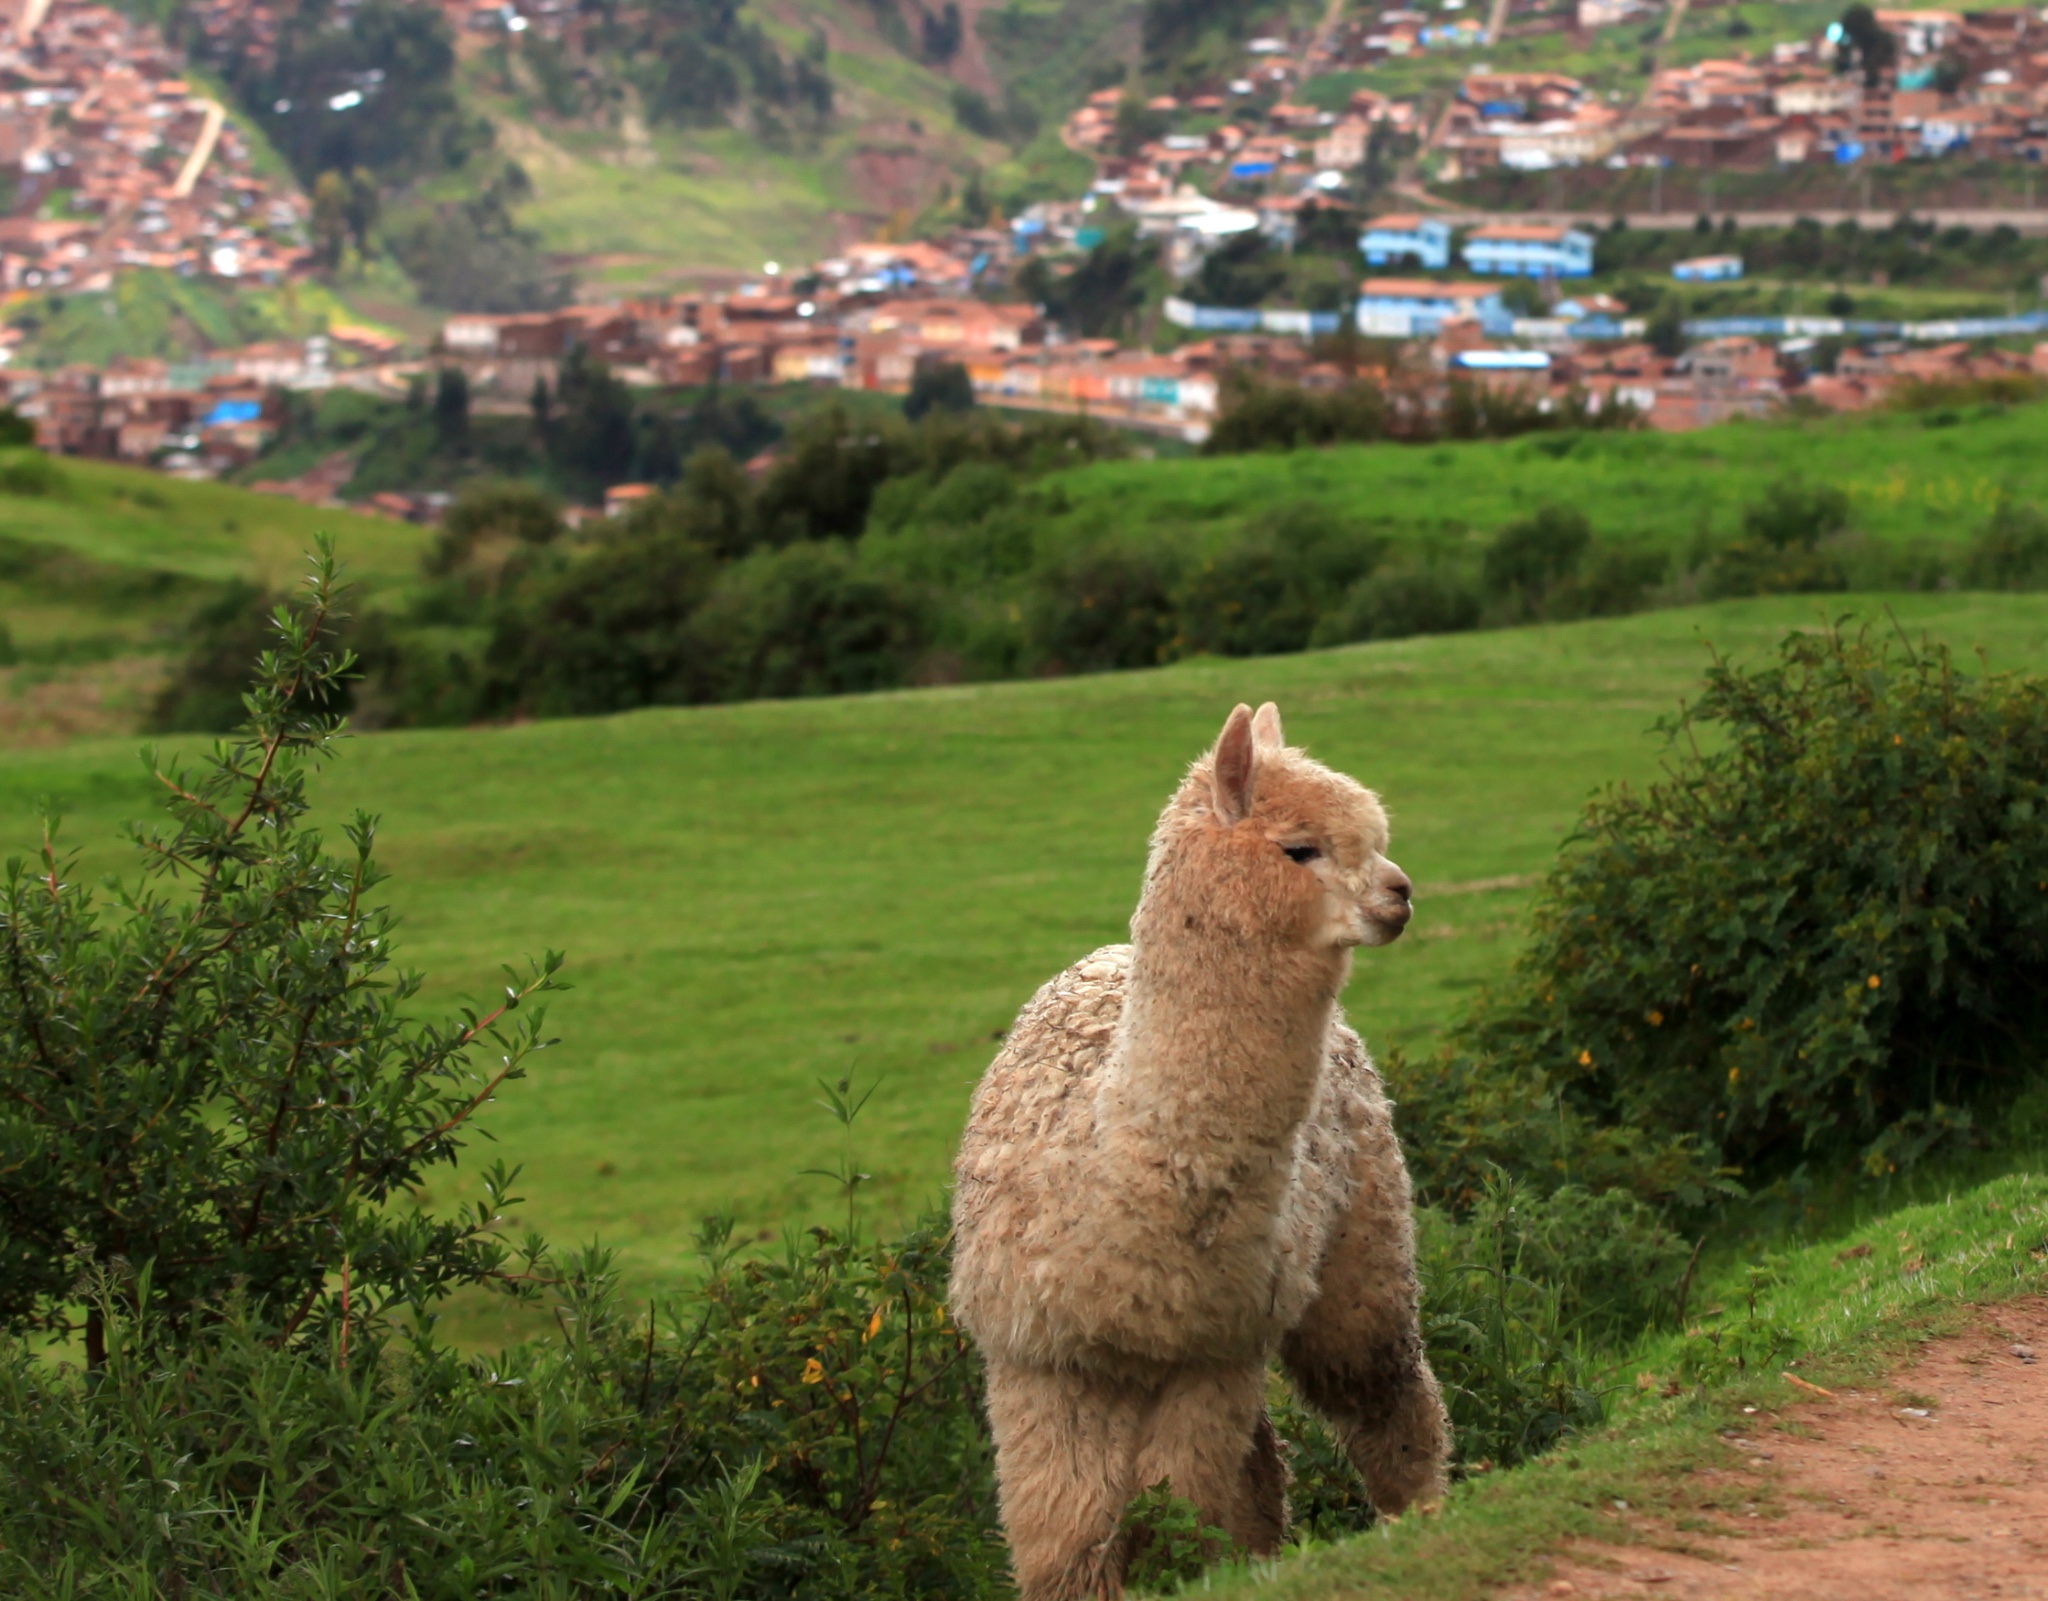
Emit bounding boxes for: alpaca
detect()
[949,701,1449,1601]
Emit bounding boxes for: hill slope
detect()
[0,454,429,745]
[6,592,2047,1287]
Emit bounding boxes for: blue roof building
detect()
[1358,214,1453,271]
[1355,277,1511,338]
[1461,222,1595,278]
[1673,253,1744,282]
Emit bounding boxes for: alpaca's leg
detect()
[983,1357,1147,1601]
[1131,1364,1289,1557]
[1282,1091,1450,1514]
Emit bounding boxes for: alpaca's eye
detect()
[1282,845,1320,864]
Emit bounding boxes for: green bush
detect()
[1705,476,1851,597]
[1482,505,1590,617]
[1201,374,1390,455]
[484,530,721,717]
[149,580,359,733]
[1027,544,1178,672]
[1316,563,1482,643]
[690,541,928,701]
[425,477,568,597]
[0,447,65,497]
[1965,495,2048,590]
[1451,622,2048,1180]
[3,545,560,1360]
[0,1218,1006,1598]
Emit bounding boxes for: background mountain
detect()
[106,0,1287,307]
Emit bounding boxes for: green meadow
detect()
[1037,404,2048,562]
[0,454,423,606]
[9,590,2048,1295]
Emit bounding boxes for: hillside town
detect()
[7,0,2048,494]
[0,0,310,300]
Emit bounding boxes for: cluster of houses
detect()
[0,0,309,298]
[1451,11,2048,174]
[11,0,2048,500]
[1062,3,2048,249]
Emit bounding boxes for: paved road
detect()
[1492,207,2048,234]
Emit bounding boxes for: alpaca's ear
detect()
[1250,702,1285,752]
[1212,704,1257,826]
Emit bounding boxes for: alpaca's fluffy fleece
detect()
[949,705,1449,1601]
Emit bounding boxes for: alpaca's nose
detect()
[1383,868,1412,905]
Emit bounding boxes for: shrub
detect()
[1316,563,1482,643]
[905,361,976,421]
[690,541,928,701]
[1176,539,1319,658]
[1483,505,1591,617]
[0,447,65,497]
[1965,495,2048,590]
[1451,622,2048,1181]
[1,545,561,1361]
[1027,544,1178,671]
[1201,374,1389,454]
[0,1218,1007,1598]
[1706,476,1850,597]
[483,530,721,716]
[149,580,354,733]
[425,478,567,596]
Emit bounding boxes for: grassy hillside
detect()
[457,0,1030,286]
[1041,401,2048,562]
[6,590,2046,1294]
[0,455,429,744]
[0,456,426,595]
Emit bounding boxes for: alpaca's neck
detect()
[1101,912,1348,1157]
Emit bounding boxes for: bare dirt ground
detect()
[1503,1298,2048,1601]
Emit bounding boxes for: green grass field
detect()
[1038,402,2048,561]
[0,455,426,600]
[7,589,2047,1297]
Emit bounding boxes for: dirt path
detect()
[1504,1299,2048,1601]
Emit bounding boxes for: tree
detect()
[1834,4,1898,88]
[905,360,976,421]
[921,1,962,62]
[1193,230,1287,308]
[1647,296,1688,357]
[433,364,469,448]
[0,544,562,1363]
[310,170,353,271]
[1023,228,1152,339]
[344,165,380,252]
[549,345,638,495]
[386,163,572,314]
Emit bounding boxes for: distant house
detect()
[1359,214,1453,271]
[604,483,659,518]
[1673,254,1744,282]
[1355,277,1510,337]
[1461,222,1595,278]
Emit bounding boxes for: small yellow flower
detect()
[1577,1049,1593,1066]
[865,1307,884,1342]
[1729,1067,1741,1084]
[801,1358,826,1385]
[1647,1009,1665,1027]
[1868,974,1882,990]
